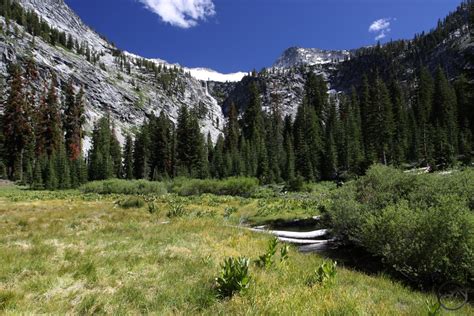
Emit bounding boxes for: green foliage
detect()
[306,261,337,287]
[170,177,259,197]
[280,244,290,262]
[166,201,186,218]
[286,175,305,192]
[147,202,158,214]
[327,165,474,285]
[425,300,441,316]
[215,257,251,299]
[117,197,145,209]
[256,237,279,269]
[80,179,167,195]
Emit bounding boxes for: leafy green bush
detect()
[306,261,337,287]
[327,165,474,286]
[118,197,145,209]
[81,179,167,195]
[170,177,259,197]
[215,257,251,299]
[256,237,279,269]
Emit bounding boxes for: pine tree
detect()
[123,134,134,180]
[175,106,207,177]
[110,125,122,178]
[211,135,225,178]
[31,159,43,190]
[242,82,264,145]
[2,63,34,181]
[293,99,321,181]
[414,67,435,165]
[64,82,85,161]
[345,89,365,174]
[390,81,409,165]
[55,143,71,189]
[431,66,458,165]
[133,123,151,179]
[45,154,58,190]
[225,102,240,152]
[321,98,338,180]
[88,116,114,180]
[149,112,174,179]
[282,115,295,182]
[37,73,62,157]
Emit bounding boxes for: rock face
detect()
[273,47,351,69]
[0,0,471,149]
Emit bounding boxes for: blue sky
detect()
[65,0,463,73]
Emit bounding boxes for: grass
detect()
[0,185,472,314]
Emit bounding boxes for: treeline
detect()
[0,60,87,189]
[0,58,472,189]
[97,67,472,185]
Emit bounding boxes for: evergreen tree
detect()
[345,89,365,174]
[64,82,85,161]
[88,116,114,180]
[55,143,71,189]
[133,123,151,179]
[37,73,62,157]
[293,99,321,181]
[110,125,122,178]
[176,106,207,177]
[321,97,338,180]
[45,154,58,190]
[2,63,34,181]
[242,82,264,145]
[282,115,295,182]
[211,135,226,178]
[149,112,174,179]
[414,67,435,165]
[390,81,409,165]
[123,134,134,180]
[431,66,458,165]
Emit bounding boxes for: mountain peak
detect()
[273,47,351,68]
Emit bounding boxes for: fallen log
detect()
[277,237,336,244]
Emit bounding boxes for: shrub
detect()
[306,261,337,287]
[118,197,145,209]
[170,177,259,197]
[326,164,474,286]
[80,179,167,195]
[215,257,251,299]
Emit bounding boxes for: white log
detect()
[250,228,329,239]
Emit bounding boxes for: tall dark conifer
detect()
[2,64,34,181]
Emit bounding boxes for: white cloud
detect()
[138,0,216,28]
[369,18,394,41]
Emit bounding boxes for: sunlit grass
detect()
[0,186,471,314]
